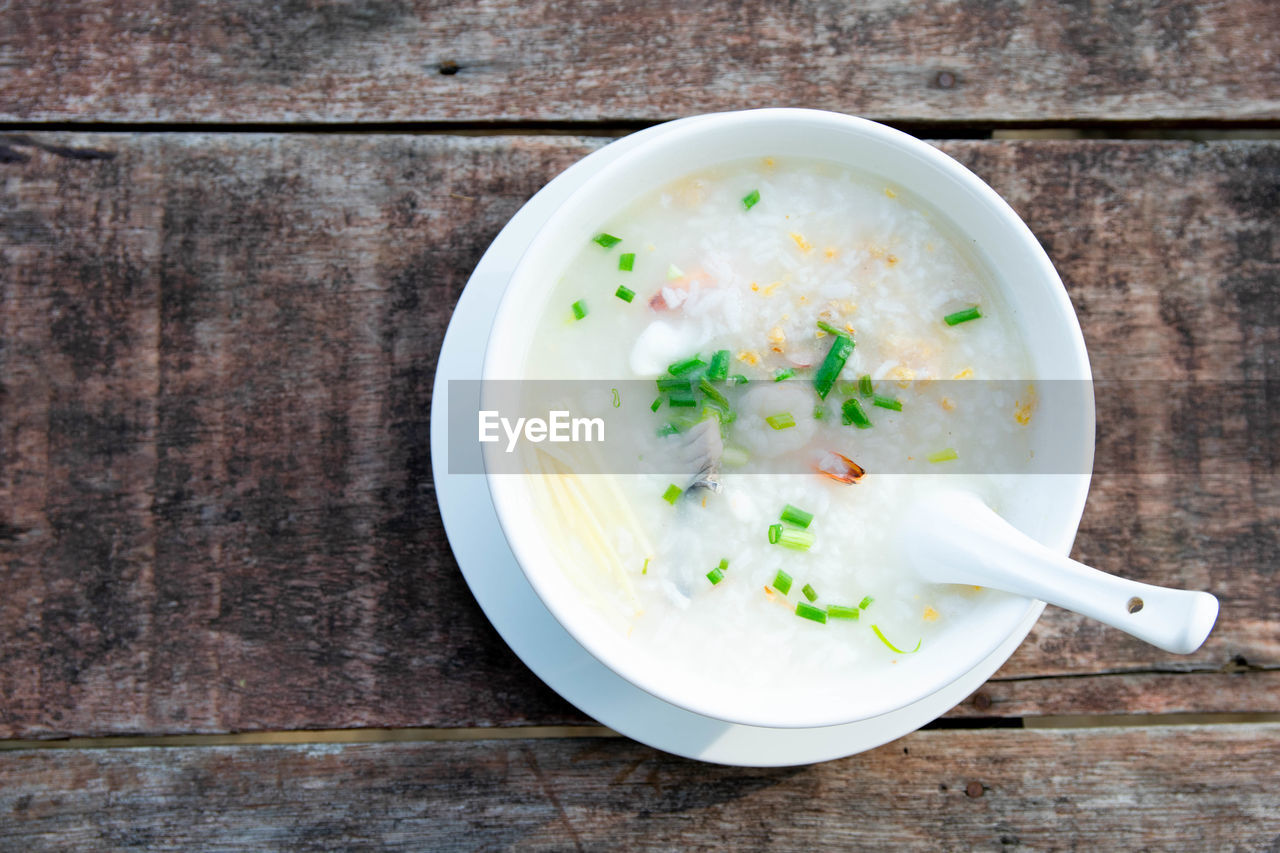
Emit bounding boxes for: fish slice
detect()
[672,418,724,495]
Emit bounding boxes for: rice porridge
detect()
[507,156,1038,705]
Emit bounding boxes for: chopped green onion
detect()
[858,374,874,397]
[699,377,730,410]
[802,583,818,602]
[656,423,680,437]
[706,349,730,381]
[642,558,649,575]
[701,403,734,425]
[795,602,827,624]
[593,233,622,249]
[656,377,691,392]
[668,412,703,432]
[662,484,682,504]
[767,523,783,544]
[667,355,705,376]
[668,392,696,407]
[777,528,815,551]
[828,605,860,620]
[619,252,635,271]
[615,285,636,303]
[718,558,730,572]
[859,596,874,610]
[742,189,761,210]
[722,445,750,467]
[765,412,796,430]
[667,263,684,280]
[668,392,697,408]
[707,566,725,585]
[944,305,983,326]
[872,394,902,411]
[780,504,814,529]
[650,396,662,412]
[842,398,872,428]
[571,299,588,320]
[772,570,793,595]
[731,374,749,386]
[774,367,795,382]
[813,404,827,421]
[816,320,843,337]
[928,447,959,464]
[813,334,854,400]
[871,624,922,654]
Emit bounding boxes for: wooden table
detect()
[2,2,1278,848]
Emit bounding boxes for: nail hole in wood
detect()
[1127,596,1144,614]
[438,61,460,75]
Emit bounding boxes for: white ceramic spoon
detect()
[900,490,1219,654]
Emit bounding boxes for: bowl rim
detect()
[480,107,1094,729]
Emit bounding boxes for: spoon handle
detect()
[904,492,1219,655]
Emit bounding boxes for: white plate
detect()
[429,119,1044,766]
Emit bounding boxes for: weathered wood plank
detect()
[947,139,1280,682]
[950,670,1280,719]
[0,132,603,738]
[1,727,1277,849]
[2,1,1278,124]
[1,134,1276,738]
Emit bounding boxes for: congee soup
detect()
[499,155,1042,719]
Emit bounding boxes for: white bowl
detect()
[482,108,1093,729]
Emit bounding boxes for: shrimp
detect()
[736,382,816,458]
[815,450,865,484]
[649,269,714,312]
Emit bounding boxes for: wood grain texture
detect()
[943,139,1280,690]
[2,726,1278,849]
[0,132,603,738]
[952,670,1280,719]
[1,134,1277,738]
[3,0,1279,124]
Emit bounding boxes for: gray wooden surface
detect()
[3,727,1279,849]
[1,1,1278,848]
[2,134,1275,740]
[3,0,1278,124]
